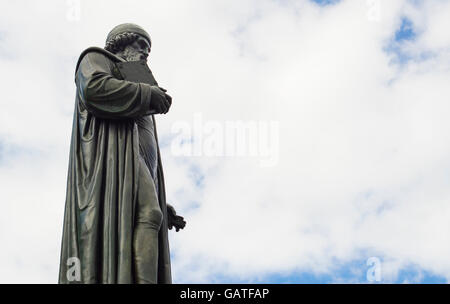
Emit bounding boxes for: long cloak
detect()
[58,47,171,283]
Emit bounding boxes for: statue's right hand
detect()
[149,86,171,114]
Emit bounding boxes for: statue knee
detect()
[150,207,163,229]
[139,207,163,231]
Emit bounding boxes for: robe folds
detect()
[58,47,171,283]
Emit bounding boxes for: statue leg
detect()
[133,157,163,284]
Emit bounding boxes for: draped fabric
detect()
[58,48,171,283]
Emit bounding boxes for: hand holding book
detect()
[150,86,172,114]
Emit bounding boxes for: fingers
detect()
[150,86,166,114]
[160,101,168,114]
[157,92,170,114]
[169,219,186,232]
[167,204,185,232]
[161,93,171,114]
[164,93,172,106]
[157,95,169,114]
[164,99,171,114]
[155,102,164,114]
[174,216,186,230]
[151,86,172,114]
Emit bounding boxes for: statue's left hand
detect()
[158,86,172,109]
[167,204,186,232]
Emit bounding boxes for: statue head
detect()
[105,23,152,62]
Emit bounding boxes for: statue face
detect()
[119,35,151,62]
[130,35,151,60]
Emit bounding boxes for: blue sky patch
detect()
[311,0,340,6]
[395,17,416,42]
[189,164,205,188]
[384,17,420,65]
[176,257,448,283]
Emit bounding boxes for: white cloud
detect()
[0,0,450,283]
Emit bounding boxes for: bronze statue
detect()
[59,23,185,284]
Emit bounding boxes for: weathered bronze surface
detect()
[59,23,185,284]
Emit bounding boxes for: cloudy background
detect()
[1,0,450,283]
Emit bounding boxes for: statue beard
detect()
[117,45,146,62]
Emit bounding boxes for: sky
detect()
[0,0,450,284]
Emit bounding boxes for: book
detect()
[116,60,159,86]
[116,60,159,114]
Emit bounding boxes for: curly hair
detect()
[105,32,140,53]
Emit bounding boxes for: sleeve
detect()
[76,52,153,119]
